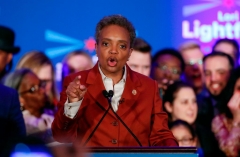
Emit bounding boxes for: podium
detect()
[81,147,198,157]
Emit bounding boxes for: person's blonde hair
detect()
[16,50,58,104]
[179,41,200,53]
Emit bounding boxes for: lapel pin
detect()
[132,89,137,95]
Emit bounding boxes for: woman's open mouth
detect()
[107,57,118,67]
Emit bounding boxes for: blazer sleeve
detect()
[51,75,79,143]
[149,81,178,146]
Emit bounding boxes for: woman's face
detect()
[166,87,198,124]
[18,72,46,112]
[171,125,196,147]
[36,64,53,96]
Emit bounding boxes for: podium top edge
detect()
[74,147,198,153]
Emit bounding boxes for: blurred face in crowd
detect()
[18,72,46,117]
[95,25,132,78]
[66,54,93,74]
[171,125,196,147]
[164,87,197,124]
[36,64,53,97]
[181,48,204,93]
[204,56,231,96]
[0,50,12,73]
[153,54,182,88]
[127,50,151,76]
[214,42,237,64]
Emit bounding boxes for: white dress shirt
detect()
[64,65,127,119]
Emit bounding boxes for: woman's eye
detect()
[102,42,108,46]
[120,45,126,49]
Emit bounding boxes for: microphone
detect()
[102,90,113,103]
[103,90,142,147]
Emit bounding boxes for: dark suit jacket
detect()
[52,64,178,147]
[0,84,26,152]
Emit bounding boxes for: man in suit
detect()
[0,84,26,154]
[52,15,178,147]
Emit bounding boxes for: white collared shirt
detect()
[64,65,127,119]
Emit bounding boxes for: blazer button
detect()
[112,121,118,126]
[111,139,118,144]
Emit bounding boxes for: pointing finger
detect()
[73,75,81,85]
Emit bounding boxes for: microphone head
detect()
[102,90,109,98]
[108,90,114,97]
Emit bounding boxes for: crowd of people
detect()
[0,14,240,157]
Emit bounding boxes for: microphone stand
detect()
[83,93,111,146]
[105,90,142,147]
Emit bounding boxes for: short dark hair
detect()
[152,48,185,72]
[213,38,239,60]
[163,81,194,105]
[203,51,234,69]
[132,37,151,53]
[169,120,196,138]
[163,81,194,121]
[95,14,136,47]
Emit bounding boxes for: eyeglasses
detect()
[155,63,181,75]
[177,138,194,146]
[19,81,46,95]
[186,59,202,66]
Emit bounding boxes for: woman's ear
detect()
[164,101,173,113]
[19,96,25,109]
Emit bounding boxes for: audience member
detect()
[170,120,197,147]
[16,51,58,107]
[163,81,224,157]
[52,14,178,147]
[212,67,240,156]
[163,81,197,125]
[170,120,204,157]
[203,52,234,116]
[0,25,20,81]
[62,49,93,78]
[151,48,185,97]
[0,84,26,155]
[179,41,204,95]
[127,37,151,76]
[212,38,239,67]
[4,69,54,143]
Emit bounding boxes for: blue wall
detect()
[0,0,175,68]
[1,0,239,68]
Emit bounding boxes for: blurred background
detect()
[1,0,239,69]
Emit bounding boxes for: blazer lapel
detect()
[117,65,141,117]
[86,64,115,117]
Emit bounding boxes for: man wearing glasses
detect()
[179,42,205,95]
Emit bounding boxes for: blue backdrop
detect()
[1,0,240,70]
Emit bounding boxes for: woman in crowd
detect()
[170,120,197,147]
[16,51,58,107]
[163,81,224,157]
[3,68,54,143]
[163,81,198,125]
[212,67,240,156]
[169,120,204,157]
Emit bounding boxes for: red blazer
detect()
[52,64,178,147]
